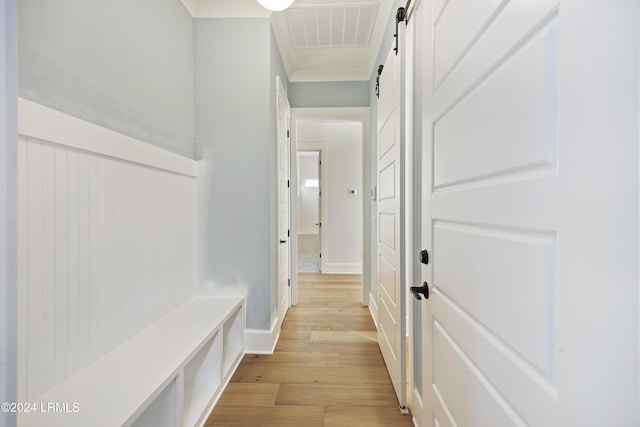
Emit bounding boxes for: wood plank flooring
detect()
[206,273,413,426]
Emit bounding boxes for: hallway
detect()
[206,273,413,426]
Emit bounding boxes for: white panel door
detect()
[377,44,406,407]
[417,0,639,426]
[277,76,291,322]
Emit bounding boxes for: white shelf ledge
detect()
[19,295,244,427]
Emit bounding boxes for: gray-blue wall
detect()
[289,81,369,108]
[195,18,287,331]
[18,0,195,158]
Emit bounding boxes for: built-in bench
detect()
[19,295,245,427]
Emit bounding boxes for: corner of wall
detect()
[1,0,18,422]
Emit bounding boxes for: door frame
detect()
[276,75,291,328]
[289,107,370,307]
[400,0,426,423]
[296,146,327,277]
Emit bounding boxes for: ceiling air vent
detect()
[285,2,379,48]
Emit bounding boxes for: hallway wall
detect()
[289,81,370,108]
[17,0,291,363]
[195,18,289,332]
[18,0,195,158]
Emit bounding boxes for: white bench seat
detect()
[19,295,245,427]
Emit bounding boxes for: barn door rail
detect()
[393,0,412,55]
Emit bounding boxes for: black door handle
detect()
[280,240,287,244]
[410,282,429,300]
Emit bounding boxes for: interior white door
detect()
[377,44,406,408]
[277,76,291,320]
[417,1,639,426]
[316,151,322,272]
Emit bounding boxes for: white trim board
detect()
[323,263,363,274]
[18,98,197,177]
[291,107,370,122]
[368,292,378,329]
[245,318,280,355]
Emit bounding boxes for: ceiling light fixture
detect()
[256,0,294,12]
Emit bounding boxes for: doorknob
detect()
[410,282,429,300]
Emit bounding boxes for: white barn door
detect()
[377,44,407,408]
[277,76,291,323]
[416,0,639,426]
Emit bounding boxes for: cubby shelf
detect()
[183,332,222,427]
[19,296,245,427]
[222,308,244,377]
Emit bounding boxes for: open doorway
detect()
[297,151,321,272]
[289,108,370,307]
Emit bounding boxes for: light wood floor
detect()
[206,273,413,426]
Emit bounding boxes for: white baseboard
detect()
[368,292,378,329]
[323,263,362,274]
[245,318,280,354]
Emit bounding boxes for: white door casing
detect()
[297,142,328,275]
[417,0,639,426]
[277,75,291,324]
[402,1,426,425]
[317,151,322,273]
[377,43,407,407]
[290,108,370,306]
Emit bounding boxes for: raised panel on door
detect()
[434,224,556,376]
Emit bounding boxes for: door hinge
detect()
[287,179,290,188]
[288,278,291,287]
[287,129,290,138]
[288,229,290,237]
[319,253,322,258]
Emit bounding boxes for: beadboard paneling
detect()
[17,100,197,401]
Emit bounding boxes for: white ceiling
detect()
[181,0,394,82]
